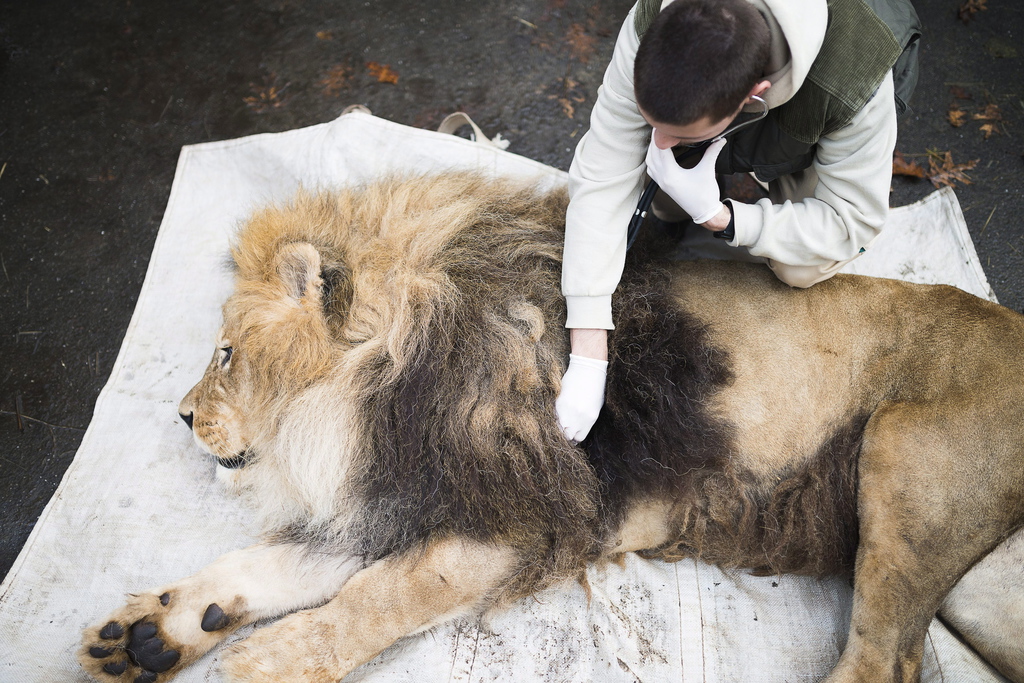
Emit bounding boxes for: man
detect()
[556,0,920,442]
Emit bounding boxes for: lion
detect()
[80,172,1024,683]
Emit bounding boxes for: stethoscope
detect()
[625,95,769,250]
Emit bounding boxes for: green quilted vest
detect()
[634,0,921,182]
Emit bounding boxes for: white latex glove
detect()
[645,137,727,224]
[555,354,608,443]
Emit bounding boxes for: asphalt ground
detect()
[1,0,1021,580]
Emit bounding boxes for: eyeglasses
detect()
[679,95,769,148]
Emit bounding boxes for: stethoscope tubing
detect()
[626,145,704,251]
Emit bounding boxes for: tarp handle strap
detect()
[437,112,510,150]
[341,104,372,116]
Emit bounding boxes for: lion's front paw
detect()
[80,590,235,682]
[221,610,346,683]
[79,593,185,682]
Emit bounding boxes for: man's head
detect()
[635,0,771,146]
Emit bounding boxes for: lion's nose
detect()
[179,412,194,430]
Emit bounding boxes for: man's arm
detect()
[726,72,898,265]
[569,328,608,360]
[558,4,653,443]
[562,2,651,334]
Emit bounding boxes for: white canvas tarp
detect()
[0,109,1008,682]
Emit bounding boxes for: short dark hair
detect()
[634,0,771,125]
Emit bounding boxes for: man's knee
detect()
[767,260,845,289]
[768,234,878,288]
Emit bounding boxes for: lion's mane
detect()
[224,174,605,595]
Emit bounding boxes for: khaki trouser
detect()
[651,167,871,289]
[767,257,859,289]
[765,168,876,288]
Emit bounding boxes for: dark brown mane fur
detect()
[327,176,597,596]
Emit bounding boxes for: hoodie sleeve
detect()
[561,4,651,331]
[728,71,897,266]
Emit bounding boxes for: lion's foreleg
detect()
[221,536,518,683]
[79,542,361,683]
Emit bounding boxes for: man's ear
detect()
[275,242,323,304]
[747,80,772,102]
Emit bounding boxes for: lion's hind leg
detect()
[827,401,1024,683]
[221,536,518,683]
[79,543,360,682]
[941,526,1024,682]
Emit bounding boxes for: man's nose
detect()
[652,129,677,150]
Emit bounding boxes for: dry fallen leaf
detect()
[547,76,587,118]
[557,97,575,118]
[319,64,352,97]
[548,94,578,118]
[892,151,928,179]
[926,150,979,189]
[958,0,988,23]
[979,123,999,139]
[367,61,399,84]
[973,103,1004,138]
[565,23,597,63]
[244,75,291,113]
[948,108,967,127]
[973,103,1004,121]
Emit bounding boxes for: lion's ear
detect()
[275,242,323,303]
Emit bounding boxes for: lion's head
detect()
[178,240,339,468]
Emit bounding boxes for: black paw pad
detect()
[134,672,158,683]
[102,661,128,676]
[148,649,180,673]
[133,622,158,641]
[125,622,180,674]
[159,592,170,606]
[99,622,125,640]
[139,637,165,657]
[201,603,230,632]
[89,646,113,658]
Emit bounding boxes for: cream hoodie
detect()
[562,0,898,330]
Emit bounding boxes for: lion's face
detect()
[179,239,339,479]
[178,325,254,468]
